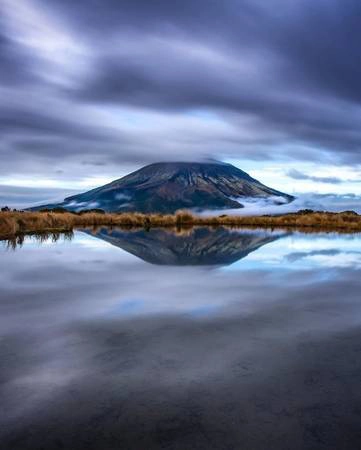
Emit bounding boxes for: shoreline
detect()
[1,210,361,240]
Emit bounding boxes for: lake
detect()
[1,227,361,449]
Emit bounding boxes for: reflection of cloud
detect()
[284,248,361,269]
[227,233,361,271]
[2,232,361,448]
[286,249,341,263]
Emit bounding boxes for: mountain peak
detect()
[36,161,294,213]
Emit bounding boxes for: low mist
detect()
[200,194,361,216]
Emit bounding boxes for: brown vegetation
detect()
[1,209,361,239]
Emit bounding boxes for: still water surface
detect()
[1,227,361,449]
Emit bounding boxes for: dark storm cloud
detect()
[46,0,361,159]
[0,108,106,139]
[277,0,361,103]
[1,0,361,198]
[0,33,32,85]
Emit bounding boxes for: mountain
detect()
[84,227,286,266]
[36,161,294,213]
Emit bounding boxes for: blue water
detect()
[1,227,361,449]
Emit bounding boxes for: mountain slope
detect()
[36,161,294,213]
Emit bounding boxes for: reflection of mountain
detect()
[86,227,285,266]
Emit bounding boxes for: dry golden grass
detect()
[1,209,361,239]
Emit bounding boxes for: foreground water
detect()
[1,227,361,449]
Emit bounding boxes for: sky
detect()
[1,0,361,208]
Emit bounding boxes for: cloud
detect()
[1,0,361,203]
[0,185,78,208]
[201,193,361,216]
[287,168,361,185]
[287,169,343,184]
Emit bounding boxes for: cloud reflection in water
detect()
[1,228,361,449]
